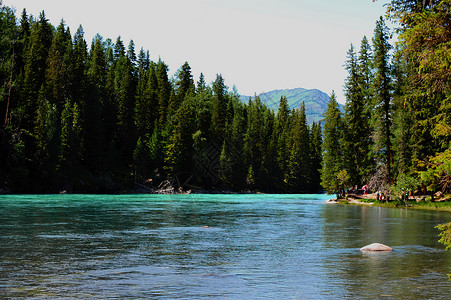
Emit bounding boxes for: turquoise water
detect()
[0,194,450,298]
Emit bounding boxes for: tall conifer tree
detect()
[321,92,344,196]
[156,59,171,126]
[287,102,311,192]
[23,11,53,130]
[343,43,371,186]
[371,16,393,185]
[46,20,72,111]
[211,74,227,138]
[273,96,291,189]
[172,62,194,113]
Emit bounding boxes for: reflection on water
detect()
[0,194,449,298]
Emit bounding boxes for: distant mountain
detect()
[240,88,343,125]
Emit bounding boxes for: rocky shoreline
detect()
[326,192,451,211]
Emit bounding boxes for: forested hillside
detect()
[321,0,451,199]
[1,0,449,197]
[240,88,340,124]
[0,3,322,193]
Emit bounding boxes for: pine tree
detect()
[172,61,194,112]
[34,85,59,184]
[371,16,393,185]
[343,43,370,187]
[273,96,291,189]
[133,136,150,181]
[15,9,30,76]
[0,4,18,126]
[69,25,88,106]
[127,39,137,69]
[190,84,214,142]
[58,99,82,175]
[23,11,53,130]
[137,48,150,78]
[135,65,154,139]
[113,36,125,61]
[391,46,413,176]
[287,102,312,192]
[115,53,137,165]
[219,140,233,186]
[357,36,374,181]
[358,36,373,111]
[258,107,276,190]
[148,125,163,174]
[196,72,206,94]
[321,92,344,196]
[244,96,264,189]
[59,99,73,171]
[156,59,171,126]
[46,20,72,112]
[228,100,247,188]
[310,121,323,192]
[211,74,228,138]
[83,35,106,172]
[164,100,196,183]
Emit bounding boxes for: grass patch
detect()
[356,199,451,211]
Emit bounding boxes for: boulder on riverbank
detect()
[360,243,393,252]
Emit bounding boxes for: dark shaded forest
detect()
[1,0,450,197]
[0,3,322,193]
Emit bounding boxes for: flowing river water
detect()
[0,194,450,299]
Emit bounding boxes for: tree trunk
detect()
[4,49,14,126]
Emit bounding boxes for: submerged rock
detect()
[360,243,393,252]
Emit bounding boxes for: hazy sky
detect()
[3,0,389,103]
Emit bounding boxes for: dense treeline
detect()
[0,3,322,193]
[322,0,451,199]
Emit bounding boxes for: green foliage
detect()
[436,222,451,250]
[164,100,196,180]
[274,96,291,187]
[23,11,53,129]
[156,60,171,126]
[388,0,451,190]
[3,0,450,196]
[436,221,451,279]
[219,141,232,186]
[133,137,151,181]
[390,173,420,199]
[211,74,228,137]
[310,121,323,192]
[418,148,451,193]
[0,3,324,193]
[321,92,343,195]
[343,43,372,186]
[173,61,194,112]
[34,87,59,182]
[323,1,450,201]
[337,169,350,197]
[371,16,393,184]
[287,102,311,192]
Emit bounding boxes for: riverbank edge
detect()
[327,193,451,212]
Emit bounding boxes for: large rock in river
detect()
[360,243,393,252]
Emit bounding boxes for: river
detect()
[0,194,450,299]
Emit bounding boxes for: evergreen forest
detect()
[322,0,451,199]
[0,2,322,193]
[0,0,450,197]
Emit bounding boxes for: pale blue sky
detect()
[3,0,389,103]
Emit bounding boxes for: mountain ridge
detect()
[239,87,342,125]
